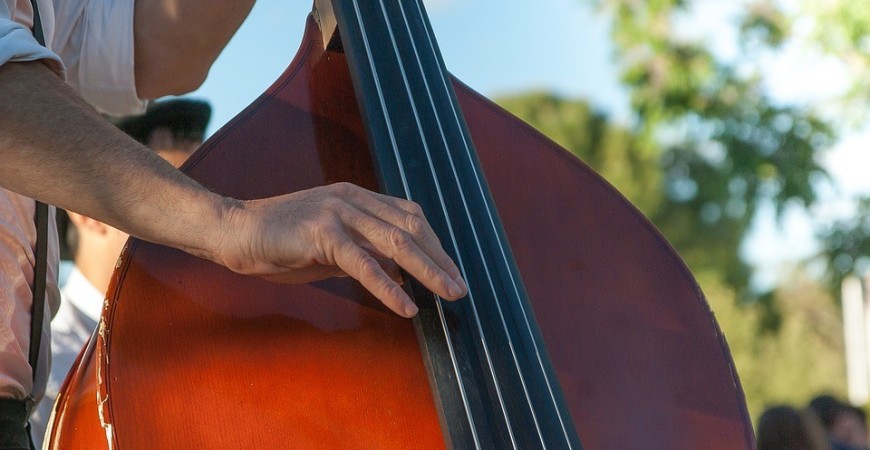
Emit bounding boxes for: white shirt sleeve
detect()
[1,0,145,115]
[52,0,146,115]
[0,1,64,77]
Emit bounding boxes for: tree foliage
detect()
[821,199,870,290]
[586,0,833,298]
[789,0,870,290]
[494,0,858,420]
[800,0,870,122]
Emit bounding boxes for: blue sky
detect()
[189,0,629,136]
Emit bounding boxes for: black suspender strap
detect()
[28,204,48,385]
[29,0,45,48]
[28,0,49,391]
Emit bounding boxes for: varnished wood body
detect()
[49,15,753,449]
[45,328,105,448]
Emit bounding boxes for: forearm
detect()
[0,61,230,260]
[133,0,256,97]
[0,61,467,318]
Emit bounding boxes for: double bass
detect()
[47,0,754,448]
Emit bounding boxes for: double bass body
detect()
[47,3,753,448]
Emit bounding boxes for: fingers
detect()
[339,207,466,304]
[331,233,418,318]
[335,184,466,292]
[378,199,465,284]
[369,254,403,284]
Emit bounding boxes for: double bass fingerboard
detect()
[328,0,582,448]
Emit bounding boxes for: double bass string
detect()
[370,0,535,444]
[348,0,573,446]
[384,0,540,446]
[348,0,482,446]
[393,0,563,445]
[364,0,530,445]
[375,0,515,433]
[396,1,545,445]
[389,0,537,446]
[371,0,505,444]
[381,0,572,445]
[408,0,574,444]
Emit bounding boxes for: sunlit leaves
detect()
[582,0,832,296]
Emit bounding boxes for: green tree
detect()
[821,199,870,290]
[584,0,833,298]
[799,0,870,124]
[781,0,870,290]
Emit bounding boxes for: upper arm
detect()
[132,0,255,99]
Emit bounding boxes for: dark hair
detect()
[757,405,821,450]
[809,394,846,431]
[113,99,211,145]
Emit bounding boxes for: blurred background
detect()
[180,0,870,434]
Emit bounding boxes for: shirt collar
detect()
[61,267,105,323]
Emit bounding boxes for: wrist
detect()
[206,196,250,271]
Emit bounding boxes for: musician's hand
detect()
[215,182,467,317]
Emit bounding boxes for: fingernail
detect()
[454,276,468,295]
[448,279,464,298]
[404,302,419,318]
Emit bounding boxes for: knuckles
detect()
[403,214,426,237]
[355,252,383,278]
[387,227,414,253]
[328,181,356,197]
[403,201,424,218]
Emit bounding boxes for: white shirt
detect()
[0,0,143,403]
[29,266,101,450]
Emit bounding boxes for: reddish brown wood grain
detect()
[46,329,107,449]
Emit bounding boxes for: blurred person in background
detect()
[809,394,870,450]
[28,99,211,448]
[830,404,870,450]
[757,404,830,450]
